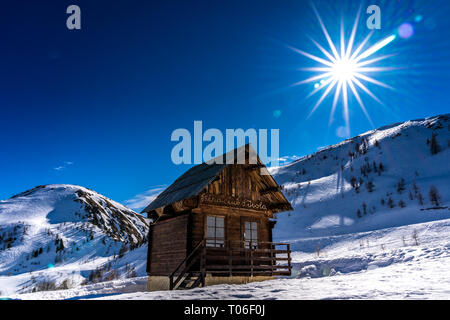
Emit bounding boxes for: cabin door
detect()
[241,218,259,249]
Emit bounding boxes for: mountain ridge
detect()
[1,113,449,296]
[0,184,149,295]
[271,114,449,244]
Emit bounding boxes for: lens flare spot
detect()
[273,110,282,118]
[336,126,350,138]
[398,23,414,39]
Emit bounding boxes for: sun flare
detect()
[331,58,357,81]
[289,5,397,132]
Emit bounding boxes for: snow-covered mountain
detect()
[0,184,149,295]
[2,114,450,299]
[271,114,449,246]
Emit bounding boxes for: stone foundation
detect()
[147,274,274,291]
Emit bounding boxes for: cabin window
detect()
[206,216,225,248]
[244,221,258,249]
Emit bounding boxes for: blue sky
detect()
[1,0,449,208]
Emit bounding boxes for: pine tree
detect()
[413,181,419,194]
[375,140,380,148]
[430,133,441,155]
[429,186,441,206]
[350,176,357,189]
[118,243,128,258]
[366,181,375,192]
[397,178,406,194]
[387,197,395,208]
[55,239,65,253]
[417,192,424,206]
[412,230,419,246]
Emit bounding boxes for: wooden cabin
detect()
[143,145,293,291]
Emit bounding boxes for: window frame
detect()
[243,219,260,249]
[205,215,226,248]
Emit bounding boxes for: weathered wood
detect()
[206,265,291,270]
[170,239,205,290]
[202,240,291,276]
[148,214,189,276]
[245,164,265,171]
[167,239,291,284]
[200,193,268,211]
[146,224,154,273]
[260,186,282,196]
[267,203,292,211]
[287,243,292,274]
[147,155,293,283]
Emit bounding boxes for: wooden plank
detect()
[147,224,154,273]
[287,243,292,276]
[260,186,282,196]
[205,270,291,276]
[228,244,232,276]
[224,248,290,254]
[206,265,291,270]
[149,214,188,276]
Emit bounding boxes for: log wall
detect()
[147,214,189,276]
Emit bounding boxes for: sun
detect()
[289,5,398,132]
[331,58,357,81]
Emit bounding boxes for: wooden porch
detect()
[169,239,292,290]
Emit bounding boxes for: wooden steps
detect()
[176,272,203,290]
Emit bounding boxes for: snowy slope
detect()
[0,184,149,295]
[270,114,449,245]
[9,216,450,300]
[2,115,450,300]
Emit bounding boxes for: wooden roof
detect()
[142,144,293,214]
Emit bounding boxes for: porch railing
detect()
[168,238,291,290]
[203,239,292,277]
